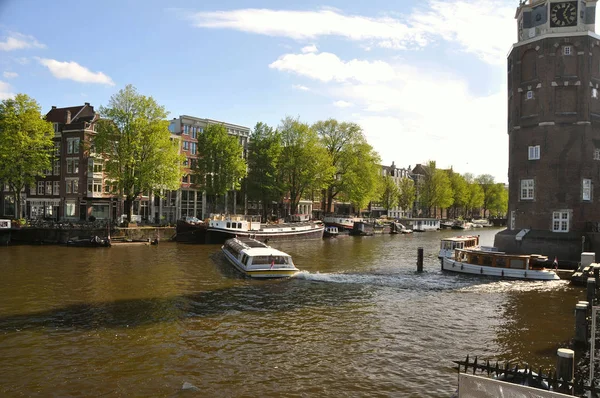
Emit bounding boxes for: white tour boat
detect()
[442,248,560,281]
[438,235,482,261]
[221,237,299,278]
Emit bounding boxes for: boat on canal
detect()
[221,237,299,278]
[207,214,324,244]
[322,215,363,232]
[350,221,374,236]
[438,235,482,260]
[442,248,560,280]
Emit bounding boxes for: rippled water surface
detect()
[0,228,585,397]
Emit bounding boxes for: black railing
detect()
[454,355,600,396]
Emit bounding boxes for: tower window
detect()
[593,88,598,99]
[552,211,569,232]
[526,90,533,100]
[563,46,572,56]
[594,148,600,160]
[520,179,534,200]
[583,178,592,201]
[528,145,540,160]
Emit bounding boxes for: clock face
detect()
[550,2,578,27]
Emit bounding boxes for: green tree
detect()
[246,122,283,221]
[475,174,497,217]
[448,170,468,219]
[380,175,400,212]
[398,177,416,216]
[0,94,54,219]
[464,173,484,218]
[94,85,183,222]
[279,116,333,215]
[313,118,369,213]
[419,161,454,217]
[195,123,247,214]
[487,183,508,217]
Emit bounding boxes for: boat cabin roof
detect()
[224,238,291,257]
[441,235,479,243]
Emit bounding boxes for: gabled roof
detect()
[45,103,96,124]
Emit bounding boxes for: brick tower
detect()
[496,0,600,260]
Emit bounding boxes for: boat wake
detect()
[293,270,471,291]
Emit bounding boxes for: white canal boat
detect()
[442,248,560,281]
[438,235,482,261]
[221,237,299,278]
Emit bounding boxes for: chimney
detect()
[65,110,71,124]
[84,102,90,106]
[51,106,56,109]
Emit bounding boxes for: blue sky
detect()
[0,0,525,182]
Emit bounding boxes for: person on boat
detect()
[553,257,558,270]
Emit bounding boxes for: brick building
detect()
[495,0,600,260]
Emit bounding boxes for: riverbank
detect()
[0,225,175,245]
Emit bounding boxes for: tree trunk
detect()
[124,196,133,222]
[14,191,21,220]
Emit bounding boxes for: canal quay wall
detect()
[0,226,175,245]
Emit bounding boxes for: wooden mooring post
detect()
[556,348,574,395]
[587,278,596,307]
[575,302,588,345]
[417,247,423,272]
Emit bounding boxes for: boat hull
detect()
[441,257,559,280]
[207,224,324,244]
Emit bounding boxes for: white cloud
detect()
[13,57,29,65]
[3,71,18,79]
[0,81,15,100]
[188,1,515,64]
[271,49,508,181]
[301,44,318,53]
[292,84,309,91]
[0,32,45,51]
[270,52,396,84]
[36,58,115,86]
[333,100,353,108]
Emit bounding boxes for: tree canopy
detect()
[0,94,54,219]
[279,116,334,214]
[195,123,247,214]
[94,85,183,221]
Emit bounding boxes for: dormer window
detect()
[563,46,572,56]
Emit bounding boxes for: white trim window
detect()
[53,181,60,195]
[526,90,533,100]
[528,145,540,160]
[66,138,80,154]
[54,142,60,156]
[67,159,73,174]
[53,160,60,176]
[510,210,516,230]
[37,181,44,195]
[583,178,592,201]
[45,181,52,195]
[563,45,572,56]
[520,179,534,200]
[593,88,599,99]
[594,148,600,160]
[552,211,569,232]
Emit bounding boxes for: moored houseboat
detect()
[350,221,374,236]
[398,218,440,232]
[221,237,299,278]
[442,248,560,281]
[323,215,363,232]
[206,214,324,244]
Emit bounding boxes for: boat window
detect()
[237,223,242,229]
[482,255,493,266]
[496,257,506,267]
[227,222,231,228]
[509,258,526,269]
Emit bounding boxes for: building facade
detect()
[497,0,600,259]
[168,115,250,220]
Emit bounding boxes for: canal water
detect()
[0,228,585,397]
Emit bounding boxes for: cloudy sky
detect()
[0,0,525,182]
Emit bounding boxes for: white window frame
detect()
[520,179,534,200]
[73,159,79,174]
[54,142,60,156]
[526,90,533,100]
[528,145,540,160]
[53,160,60,176]
[595,148,600,160]
[564,45,572,56]
[593,88,599,99]
[45,181,52,195]
[73,179,78,194]
[583,178,592,201]
[37,181,44,195]
[53,181,60,195]
[510,210,516,230]
[66,159,73,174]
[552,211,570,232]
